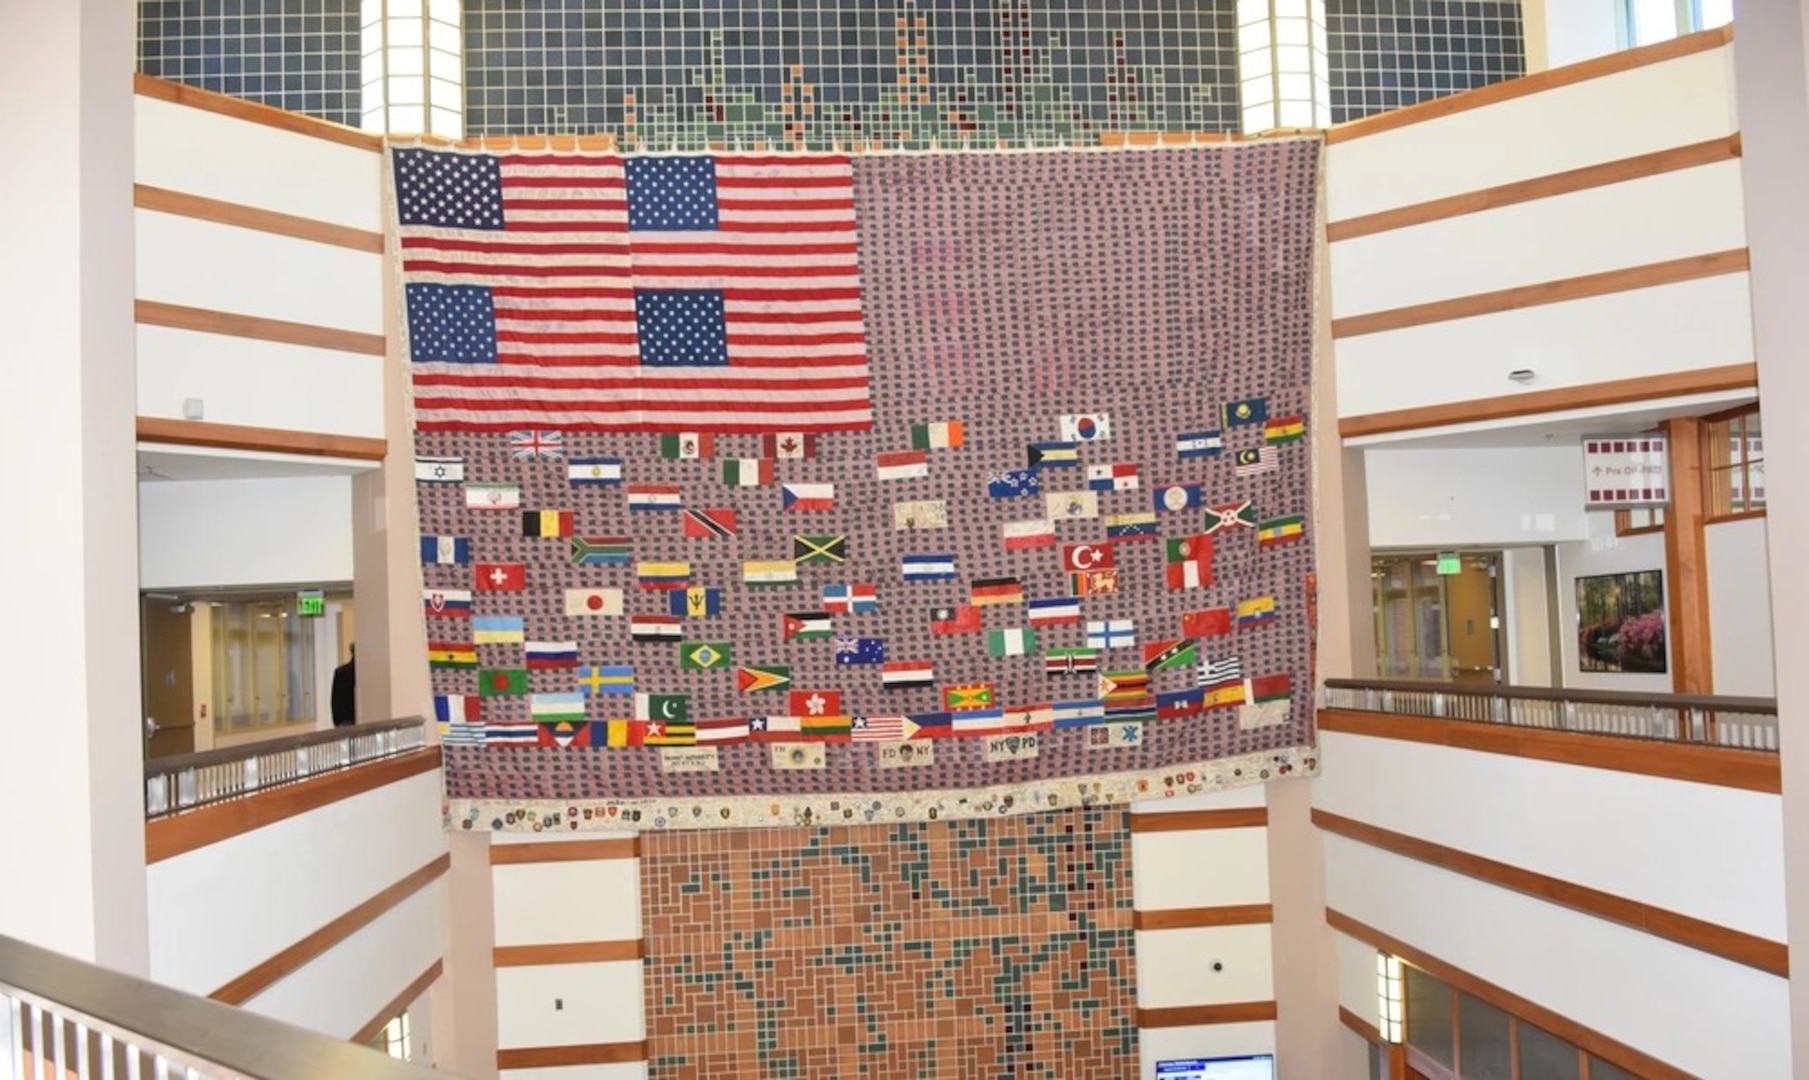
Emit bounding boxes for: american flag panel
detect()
[410,141,1322,830]
[398,149,870,433]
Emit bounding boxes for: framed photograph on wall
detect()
[1576,570,1667,674]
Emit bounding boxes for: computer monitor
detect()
[1155,1054,1277,1080]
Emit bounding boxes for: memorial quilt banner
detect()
[401,141,1322,831]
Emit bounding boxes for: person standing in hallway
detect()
[331,643,356,727]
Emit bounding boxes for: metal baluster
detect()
[52,1007,65,1080]
[154,1052,170,1080]
[75,1021,89,1079]
[5,996,22,1080]
[125,1041,140,1080]
[100,1032,114,1080]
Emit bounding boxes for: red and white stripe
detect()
[405,153,870,433]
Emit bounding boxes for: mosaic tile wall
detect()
[641,808,1137,1078]
[1326,0,1527,124]
[136,0,1527,140]
[137,0,362,126]
[461,0,1240,147]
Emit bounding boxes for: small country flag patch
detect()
[567,456,622,485]
[722,458,775,487]
[668,586,722,618]
[782,612,833,640]
[794,534,847,565]
[737,665,792,693]
[1175,431,1223,459]
[679,641,733,671]
[682,508,738,539]
[911,421,965,450]
[1060,413,1112,442]
[564,587,623,616]
[626,484,683,511]
[876,449,930,481]
[881,660,935,690]
[570,536,630,566]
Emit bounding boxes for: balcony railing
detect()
[1322,679,1778,752]
[2,934,445,1079]
[144,717,428,820]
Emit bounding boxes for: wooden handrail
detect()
[1322,677,1775,715]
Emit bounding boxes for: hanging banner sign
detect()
[1583,435,1670,509]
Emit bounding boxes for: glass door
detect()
[1372,553,1503,684]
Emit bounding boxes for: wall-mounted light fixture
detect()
[1376,952,1405,1043]
[360,0,464,138]
[1508,369,1537,384]
[1236,0,1332,134]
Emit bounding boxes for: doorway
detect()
[140,597,198,758]
[1372,552,1504,685]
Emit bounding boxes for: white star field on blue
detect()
[406,283,498,364]
[634,289,729,367]
[624,156,721,231]
[393,148,506,229]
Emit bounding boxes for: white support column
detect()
[1731,2,1809,1071]
[0,0,149,970]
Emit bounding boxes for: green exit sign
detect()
[297,591,325,618]
[1436,553,1462,576]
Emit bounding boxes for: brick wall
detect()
[641,808,1138,1078]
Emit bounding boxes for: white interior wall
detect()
[491,835,644,1072]
[1333,275,1755,419]
[1316,731,1786,938]
[243,883,444,1040]
[1705,516,1776,696]
[135,210,383,333]
[1329,162,1748,320]
[1326,39,1748,421]
[1326,46,1736,222]
[145,768,446,996]
[1132,786,1277,1077]
[136,325,385,438]
[134,94,382,231]
[1364,446,1588,550]
[1554,511,1671,692]
[138,475,355,590]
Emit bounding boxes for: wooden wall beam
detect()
[1127,807,1269,833]
[489,836,640,864]
[136,299,386,356]
[1664,416,1715,694]
[1326,135,1742,242]
[212,853,449,1005]
[496,1042,647,1068]
[1336,363,1757,440]
[1314,809,1787,975]
[135,185,384,253]
[1330,249,1749,340]
[136,416,387,462]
